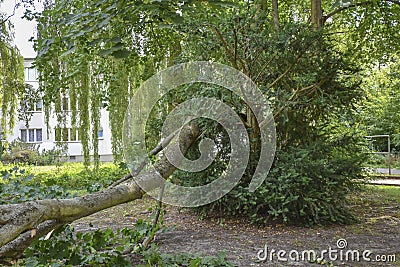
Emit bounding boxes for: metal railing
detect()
[365,134,391,175]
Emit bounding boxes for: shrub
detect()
[23,223,236,267]
[24,162,128,191]
[0,166,74,205]
[219,143,364,225]
[177,123,367,226]
[0,139,65,165]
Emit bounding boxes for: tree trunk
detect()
[0,123,200,260]
[272,0,280,32]
[311,0,323,29]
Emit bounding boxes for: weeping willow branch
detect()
[0,39,25,137]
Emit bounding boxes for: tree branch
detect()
[211,25,239,70]
[272,0,280,31]
[0,123,200,259]
[323,1,376,23]
[110,117,193,187]
[323,0,400,24]
[267,38,318,89]
[211,25,247,73]
[0,2,21,25]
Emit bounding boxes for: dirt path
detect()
[159,210,399,266]
[74,187,400,266]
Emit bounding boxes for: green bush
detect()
[0,166,74,205]
[177,123,367,226]
[22,222,236,267]
[163,22,367,226]
[0,162,128,193]
[218,142,364,225]
[0,139,64,165]
[30,163,127,191]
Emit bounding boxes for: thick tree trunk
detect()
[311,0,323,29]
[272,0,280,31]
[0,123,200,260]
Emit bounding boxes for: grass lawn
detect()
[0,162,128,191]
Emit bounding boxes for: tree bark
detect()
[0,123,200,260]
[272,0,280,32]
[311,0,323,29]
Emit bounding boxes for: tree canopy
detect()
[21,0,399,162]
[1,0,400,261]
[15,0,395,221]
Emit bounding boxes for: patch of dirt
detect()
[74,189,400,267]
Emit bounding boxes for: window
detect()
[58,97,78,112]
[62,128,69,142]
[21,129,27,142]
[70,128,78,141]
[55,128,79,142]
[20,99,43,113]
[55,128,61,142]
[20,129,43,143]
[36,129,43,142]
[62,97,69,111]
[36,99,43,112]
[25,67,38,81]
[98,128,104,139]
[28,129,35,142]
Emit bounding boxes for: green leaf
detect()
[61,46,77,57]
[112,49,131,59]
[98,48,113,56]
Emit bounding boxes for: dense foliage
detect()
[0,3,28,137]
[0,139,64,165]
[360,59,400,152]
[16,0,397,225]
[24,223,235,267]
[0,166,235,266]
[0,0,399,226]
[0,162,127,191]
[0,166,74,204]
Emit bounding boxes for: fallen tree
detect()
[0,123,200,260]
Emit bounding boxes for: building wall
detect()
[6,58,114,162]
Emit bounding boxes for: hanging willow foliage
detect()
[0,17,26,138]
[32,0,182,166]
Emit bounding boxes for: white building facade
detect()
[5,58,114,162]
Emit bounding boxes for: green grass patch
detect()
[0,162,128,191]
[363,185,400,204]
[347,185,400,227]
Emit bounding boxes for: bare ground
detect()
[74,186,400,267]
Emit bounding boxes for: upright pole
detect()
[388,135,391,175]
